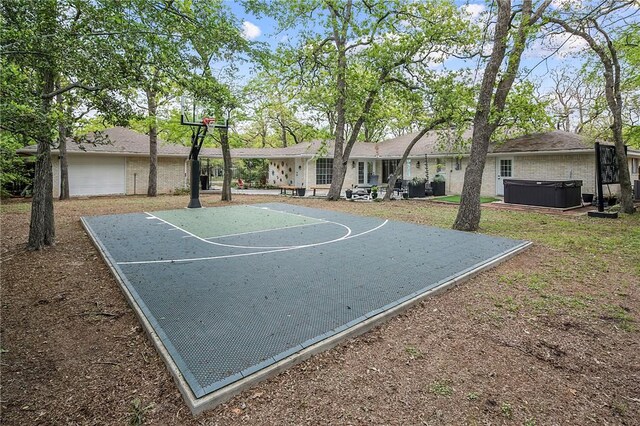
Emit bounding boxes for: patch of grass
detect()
[498,272,526,286]
[485,310,505,324]
[428,379,453,397]
[128,398,153,426]
[612,401,628,416]
[528,294,590,314]
[404,345,424,359]
[0,202,31,214]
[526,274,549,292]
[601,305,636,332]
[434,195,499,204]
[500,402,513,418]
[467,392,479,401]
[524,418,537,426]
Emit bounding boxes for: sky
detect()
[221,1,638,98]
[223,1,583,90]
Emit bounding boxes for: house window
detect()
[358,162,365,184]
[316,158,333,184]
[382,159,401,183]
[499,159,512,177]
[632,158,639,175]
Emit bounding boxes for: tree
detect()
[118,1,189,197]
[382,73,476,201]
[1,0,143,249]
[239,72,323,148]
[546,67,607,133]
[251,0,474,200]
[0,133,30,197]
[178,0,249,202]
[453,0,553,232]
[545,1,638,213]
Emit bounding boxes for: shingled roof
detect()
[16,127,197,157]
[19,127,637,159]
[491,131,594,153]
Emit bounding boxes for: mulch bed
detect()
[1,195,638,425]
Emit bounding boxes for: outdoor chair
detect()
[392,179,405,196]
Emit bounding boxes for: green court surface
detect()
[82,203,529,414]
[152,205,325,239]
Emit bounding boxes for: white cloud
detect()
[242,21,261,40]
[460,3,486,20]
[527,33,589,60]
[551,0,584,10]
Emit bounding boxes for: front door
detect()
[496,157,513,196]
[358,161,375,184]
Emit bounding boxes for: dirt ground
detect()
[1,194,638,425]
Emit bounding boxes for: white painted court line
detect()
[147,211,353,250]
[117,219,388,265]
[202,221,328,240]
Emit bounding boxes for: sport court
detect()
[81,203,529,413]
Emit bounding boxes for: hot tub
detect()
[504,179,583,208]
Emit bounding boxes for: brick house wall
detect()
[125,157,187,195]
[508,153,595,194]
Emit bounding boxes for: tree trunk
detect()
[327,64,347,199]
[546,15,635,214]
[454,0,551,231]
[453,0,512,231]
[56,87,70,200]
[383,120,446,201]
[326,3,349,201]
[611,110,634,213]
[606,53,634,213]
[28,70,56,250]
[58,119,69,200]
[147,89,158,197]
[280,117,288,147]
[452,123,495,230]
[220,126,232,201]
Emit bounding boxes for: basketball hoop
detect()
[179,94,230,209]
[202,117,216,131]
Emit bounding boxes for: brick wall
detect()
[125,157,187,195]
[510,153,595,194]
[423,153,597,196]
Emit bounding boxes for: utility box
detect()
[504,179,583,208]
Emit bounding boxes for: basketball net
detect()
[202,117,216,131]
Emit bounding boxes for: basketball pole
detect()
[187,124,205,208]
[182,115,229,209]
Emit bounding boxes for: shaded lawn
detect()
[433,195,500,204]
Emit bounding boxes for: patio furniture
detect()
[351,184,372,200]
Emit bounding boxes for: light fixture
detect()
[352,161,356,168]
[417,161,421,169]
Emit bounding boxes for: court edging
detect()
[186,240,533,415]
[82,211,532,416]
[80,217,202,405]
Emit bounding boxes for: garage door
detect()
[68,155,125,196]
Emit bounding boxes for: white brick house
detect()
[18,127,640,197]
